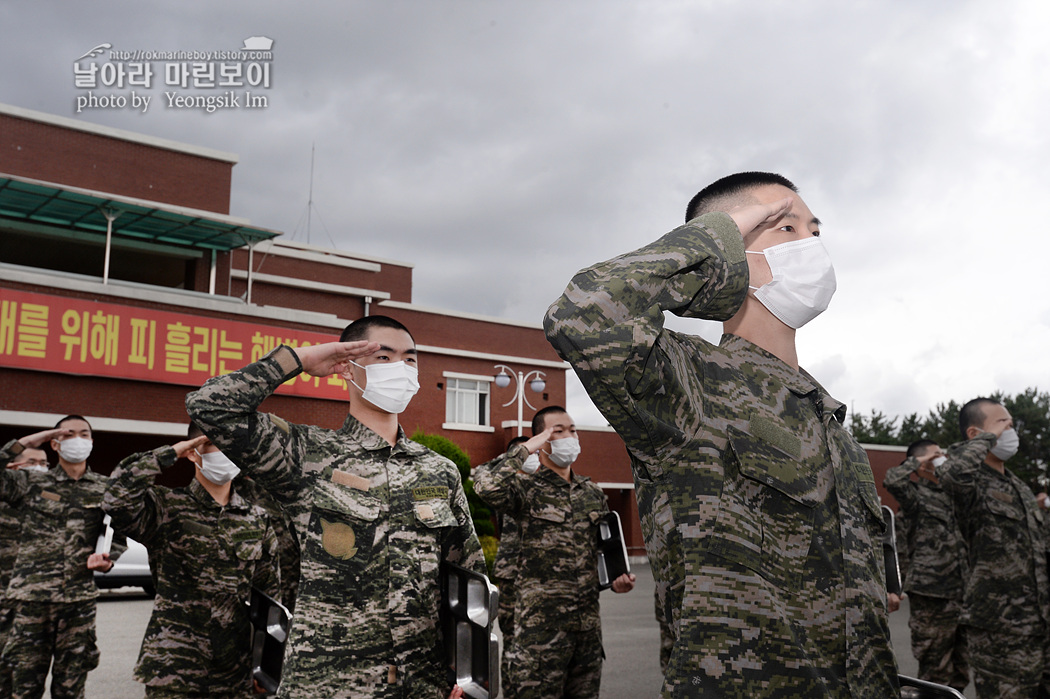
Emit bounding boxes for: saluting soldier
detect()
[187,315,483,699]
[0,417,125,699]
[544,172,898,697]
[102,423,292,698]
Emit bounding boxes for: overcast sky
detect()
[3,0,1048,429]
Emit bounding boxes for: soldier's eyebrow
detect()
[377,344,416,354]
[782,212,822,227]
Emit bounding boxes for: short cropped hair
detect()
[906,439,938,459]
[339,315,414,344]
[187,422,204,440]
[959,397,1000,437]
[685,171,797,223]
[54,414,92,434]
[532,406,568,436]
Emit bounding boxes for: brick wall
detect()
[1,112,233,213]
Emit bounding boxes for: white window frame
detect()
[442,372,495,432]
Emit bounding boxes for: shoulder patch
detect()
[749,415,802,460]
[413,486,449,501]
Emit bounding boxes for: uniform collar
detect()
[719,334,847,424]
[52,466,102,483]
[189,476,249,510]
[537,464,590,488]
[339,413,426,456]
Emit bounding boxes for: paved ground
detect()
[76,567,975,698]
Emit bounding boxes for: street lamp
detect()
[493,364,546,436]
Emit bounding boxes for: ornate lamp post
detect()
[493,364,546,436]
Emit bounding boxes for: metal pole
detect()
[101,209,121,284]
[516,371,525,437]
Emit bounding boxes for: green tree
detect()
[1002,389,1050,490]
[848,410,901,445]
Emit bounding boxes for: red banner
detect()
[0,288,349,401]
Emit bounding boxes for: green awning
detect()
[0,174,280,251]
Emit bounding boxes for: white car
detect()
[94,537,155,597]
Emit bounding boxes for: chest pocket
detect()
[709,425,822,591]
[526,490,568,524]
[985,490,1024,521]
[309,477,381,566]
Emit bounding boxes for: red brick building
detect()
[0,103,905,563]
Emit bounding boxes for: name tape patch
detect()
[413,486,448,501]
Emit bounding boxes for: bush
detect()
[479,535,499,576]
[410,430,493,537]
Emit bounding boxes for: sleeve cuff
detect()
[267,345,303,378]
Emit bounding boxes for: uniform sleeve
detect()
[186,346,307,502]
[251,520,283,604]
[472,443,530,517]
[0,440,30,507]
[940,434,996,542]
[543,213,749,464]
[443,467,486,576]
[103,447,174,546]
[882,458,920,511]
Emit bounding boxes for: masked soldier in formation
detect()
[187,315,483,699]
[544,172,898,698]
[0,418,125,699]
[474,406,635,699]
[0,445,48,695]
[489,435,530,698]
[883,439,969,691]
[102,423,289,698]
[941,397,1050,698]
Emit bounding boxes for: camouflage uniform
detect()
[0,439,125,699]
[492,509,520,695]
[102,446,284,698]
[543,212,898,698]
[941,433,1050,698]
[883,456,969,690]
[474,442,610,699]
[0,498,20,695]
[186,345,484,699]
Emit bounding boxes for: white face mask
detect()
[56,437,93,464]
[990,428,1019,462]
[544,437,581,468]
[746,237,837,329]
[521,452,541,474]
[349,360,420,414]
[931,455,948,468]
[19,465,49,473]
[195,449,241,485]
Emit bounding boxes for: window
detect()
[445,376,491,428]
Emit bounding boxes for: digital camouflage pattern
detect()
[0,438,125,699]
[543,212,898,698]
[474,443,610,699]
[103,446,283,697]
[492,505,521,697]
[883,455,969,689]
[883,456,967,597]
[940,434,1050,697]
[4,599,98,698]
[0,499,19,695]
[940,434,1050,635]
[186,346,484,699]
